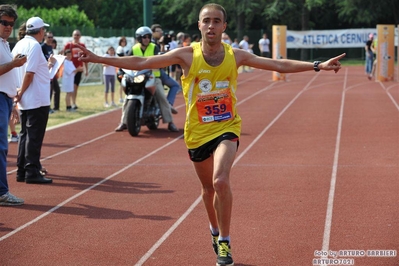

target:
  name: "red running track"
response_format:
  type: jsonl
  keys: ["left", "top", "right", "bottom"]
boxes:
{"left": 1, "top": 66, "right": 398, "bottom": 266}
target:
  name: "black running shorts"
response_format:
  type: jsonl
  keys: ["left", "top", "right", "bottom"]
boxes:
{"left": 188, "top": 132, "right": 239, "bottom": 162}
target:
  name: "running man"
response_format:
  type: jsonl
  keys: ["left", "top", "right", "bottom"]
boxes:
{"left": 77, "top": 3, "right": 344, "bottom": 265}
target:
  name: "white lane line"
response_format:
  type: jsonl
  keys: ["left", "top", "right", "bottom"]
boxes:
{"left": 0, "top": 136, "right": 183, "bottom": 242}
{"left": 379, "top": 81, "right": 399, "bottom": 112}
{"left": 321, "top": 68, "right": 348, "bottom": 253}
{"left": 134, "top": 74, "right": 319, "bottom": 266}
{"left": 7, "top": 131, "right": 116, "bottom": 175}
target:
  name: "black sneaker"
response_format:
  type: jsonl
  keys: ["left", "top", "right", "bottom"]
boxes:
{"left": 216, "top": 240, "right": 234, "bottom": 266}
{"left": 168, "top": 122, "right": 178, "bottom": 132}
{"left": 211, "top": 232, "right": 219, "bottom": 255}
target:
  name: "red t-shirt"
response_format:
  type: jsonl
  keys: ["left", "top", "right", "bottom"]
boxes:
{"left": 64, "top": 42, "right": 86, "bottom": 68}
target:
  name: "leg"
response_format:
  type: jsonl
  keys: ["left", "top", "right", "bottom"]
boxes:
{"left": 193, "top": 139, "right": 236, "bottom": 238}
{"left": 66, "top": 92, "right": 71, "bottom": 107}
{"left": 110, "top": 75, "right": 116, "bottom": 105}
{"left": 52, "top": 77, "right": 60, "bottom": 110}
{"left": 0, "top": 95, "right": 12, "bottom": 195}
{"left": 160, "top": 69, "right": 181, "bottom": 106}
{"left": 24, "top": 107, "right": 49, "bottom": 178}
{"left": 193, "top": 157, "right": 218, "bottom": 230}
{"left": 369, "top": 58, "right": 377, "bottom": 80}
{"left": 72, "top": 83, "right": 78, "bottom": 106}
{"left": 153, "top": 78, "right": 173, "bottom": 124}
{"left": 72, "top": 72, "right": 82, "bottom": 108}
{"left": 0, "top": 95, "right": 23, "bottom": 204}
{"left": 211, "top": 140, "right": 236, "bottom": 238}
{"left": 16, "top": 109, "right": 27, "bottom": 179}
{"left": 115, "top": 97, "right": 128, "bottom": 131}
{"left": 193, "top": 140, "right": 236, "bottom": 265}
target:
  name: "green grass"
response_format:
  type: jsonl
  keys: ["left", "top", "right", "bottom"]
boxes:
{"left": 9, "top": 84, "right": 123, "bottom": 135}
{"left": 46, "top": 84, "right": 123, "bottom": 128}
{"left": 340, "top": 59, "right": 364, "bottom": 66}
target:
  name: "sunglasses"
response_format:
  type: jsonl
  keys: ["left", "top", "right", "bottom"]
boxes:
{"left": 0, "top": 20, "right": 14, "bottom": 27}
{"left": 142, "top": 35, "right": 151, "bottom": 39}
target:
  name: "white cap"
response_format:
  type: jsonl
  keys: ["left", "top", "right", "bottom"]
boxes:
{"left": 26, "top": 17, "right": 50, "bottom": 31}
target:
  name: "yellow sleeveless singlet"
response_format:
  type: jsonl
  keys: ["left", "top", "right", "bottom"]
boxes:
{"left": 181, "top": 42, "right": 241, "bottom": 149}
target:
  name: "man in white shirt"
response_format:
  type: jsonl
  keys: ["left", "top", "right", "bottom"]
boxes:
{"left": 239, "top": 35, "right": 251, "bottom": 72}
{"left": 259, "top": 33, "right": 270, "bottom": 58}
{"left": 12, "top": 16, "right": 55, "bottom": 184}
{"left": 0, "top": 4, "right": 26, "bottom": 205}
{"left": 239, "top": 35, "right": 249, "bottom": 51}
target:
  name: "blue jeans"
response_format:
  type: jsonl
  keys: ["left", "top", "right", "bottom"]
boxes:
{"left": 365, "top": 51, "right": 373, "bottom": 74}
{"left": 0, "top": 93, "right": 12, "bottom": 195}
{"left": 160, "top": 69, "right": 181, "bottom": 106}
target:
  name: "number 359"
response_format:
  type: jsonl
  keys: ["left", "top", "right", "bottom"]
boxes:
{"left": 204, "top": 104, "right": 227, "bottom": 115}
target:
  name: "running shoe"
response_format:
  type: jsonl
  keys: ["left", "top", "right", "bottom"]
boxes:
{"left": 9, "top": 134, "right": 19, "bottom": 143}
{"left": 0, "top": 192, "right": 24, "bottom": 206}
{"left": 216, "top": 240, "right": 234, "bottom": 266}
{"left": 211, "top": 231, "right": 219, "bottom": 255}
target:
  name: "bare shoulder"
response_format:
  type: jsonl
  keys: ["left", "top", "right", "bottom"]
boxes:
{"left": 169, "top": 46, "right": 193, "bottom": 58}
{"left": 168, "top": 46, "right": 193, "bottom": 68}
{"left": 232, "top": 48, "right": 254, "bottom": 65}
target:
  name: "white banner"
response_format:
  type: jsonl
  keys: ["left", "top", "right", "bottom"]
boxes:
{"left": 287, "top": 28, "right": 398, "bottom": 49}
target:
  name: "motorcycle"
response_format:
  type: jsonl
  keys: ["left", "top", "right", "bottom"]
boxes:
{"left": 121, "top": 69, "right": 162, "bottom": 136}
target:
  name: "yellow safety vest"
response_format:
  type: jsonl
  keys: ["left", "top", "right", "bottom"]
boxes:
{"left": 132, "top": 43, "right": 160, "bottom": 77}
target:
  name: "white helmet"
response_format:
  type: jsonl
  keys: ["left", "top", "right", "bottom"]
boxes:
{"left": 136, "top": 26, "right": 152, "bottom": 43}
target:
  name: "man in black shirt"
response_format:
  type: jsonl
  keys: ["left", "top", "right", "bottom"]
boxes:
{"left": 41, "top": 31, "right": 60, "bottom": 112}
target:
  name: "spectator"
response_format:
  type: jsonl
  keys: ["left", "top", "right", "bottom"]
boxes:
{"left": 17, "top": 21, "right": 26, "bottom": 40}
{"left": 151, "top": 24, "right": 180, "bottom": 112}
{"left": 62, "top": 49, "right": 83, "bottom": 112}
{"left": 239, "top": 35, "right": 250, "bottom": 72}
{"left": 258, "top": 33, "right": 270, "bottom": 58}
{"left": 221, "top": 32, "right": 232, "bottom": 45}
{"left": 0, "top": 4, "right": 26, "bottom": 205}
{"left": 365, "top": 33, "right": 374, "bottom": 77}
{"left": 231, "top": 38, "right": 239, "bottom": 48}
{"left": 191, "top": 34, "right": 200, "bottom": 45}
{"left": 368, "top": 34, "right": 378, "bottom": 80}
{"left": 102, "top": 46, "right": 117, "bottom": 107}
{"left": 116, "top": 36, "right": 129, "bottom": 103}
{"left": 42, "top": 31, "right": 60, "bottom": 112}
{"left": 182, "top": 33, "right": 191, "bottom": 47}
{"left": 167, "top": 31, "right": 180, "bottom": 82}
{"left": 12, "top": 16, "right": 56, "bottom": 184}
{"left": 63, "top": 29, "right": 88, "bottom": 110}
{"left": 7, "top": 19, "right": 26, "bottom": 144}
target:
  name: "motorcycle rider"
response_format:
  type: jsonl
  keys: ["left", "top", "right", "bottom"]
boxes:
{"left": 150, "top": 24, "right": 180, "bottom": 113}
{"left": 115, "top": 26, "right": 178, "bottom": 132}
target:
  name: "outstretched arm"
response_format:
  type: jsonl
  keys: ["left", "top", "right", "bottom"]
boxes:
{"left": 235, "top": 49, "right": 345, "bottom": 74}
{"left": 77, "top": 44, "right": 187, "bottom": 71}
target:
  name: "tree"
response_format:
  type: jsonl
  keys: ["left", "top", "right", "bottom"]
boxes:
{"left": 16, "top": 5, "right": 94, "bottom": 28}
{"left": 335, "top": 0, "right": 399, "bottom": 26}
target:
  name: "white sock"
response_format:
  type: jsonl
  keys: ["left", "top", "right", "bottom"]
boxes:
{"left": 210, "top": 224, "right": 219, "bottom": 236}
{"left": 219, "top": 235, "right": 230, "bottom": 242}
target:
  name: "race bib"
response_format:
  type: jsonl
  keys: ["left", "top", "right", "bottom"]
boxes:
{"left": 196, "top": 88, "right": 234, "bottom": 124}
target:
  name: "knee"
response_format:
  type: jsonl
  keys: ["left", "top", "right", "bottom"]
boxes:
{"left": 202, "top": 185, "right": 215, "bottom": 196}
{"left": 213, "top": 176, "right": 230, "bottom": 194}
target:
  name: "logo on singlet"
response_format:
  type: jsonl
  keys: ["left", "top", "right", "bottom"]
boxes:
{"left": 199, "top": 79, "right": 212, "bottom": 92}
{"left": 198, "top": 69, "right": 211, "bottom": 74}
